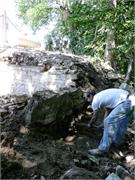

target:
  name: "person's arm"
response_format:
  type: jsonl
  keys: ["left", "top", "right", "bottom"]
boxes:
{"left": 93, "top": 108, "right": 111, "bottom": 129}
{"left": 104, "top": 108, "right": 111, "bottom": 119}
{"left": 88, "top": 110, "right": 98, "bottom": 126}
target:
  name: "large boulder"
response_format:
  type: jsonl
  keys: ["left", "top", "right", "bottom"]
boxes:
{"left": 31, "top": 90, "right": 84, "bottom": 126}
{"left": 0, "top": 48, "right": 122, "bottom": 136}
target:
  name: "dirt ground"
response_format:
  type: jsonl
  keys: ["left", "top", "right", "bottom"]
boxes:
{"left": 1, "top": 108, "right": 134, "bottom": 179}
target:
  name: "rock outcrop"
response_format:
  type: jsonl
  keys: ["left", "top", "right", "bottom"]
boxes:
{"left": 0, "top": 47, "right": 123, "bottom": 138}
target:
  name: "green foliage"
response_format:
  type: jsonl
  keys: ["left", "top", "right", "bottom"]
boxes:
{"left": 62, "top": 1, "right": 108, "bottom": 55}
{"left": 113, "top": 1, "right": 134, "bottom": 73}
{"left": 16, "top": 0, "right": 52, "bottom": 31}
{"left": 63, "top": 0, "right": 134, "bottom": 74}
{"left": 15, "top": 0, "right": 134, "bottom": 74}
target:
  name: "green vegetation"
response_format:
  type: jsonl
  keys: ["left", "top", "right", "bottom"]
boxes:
{"left": 15, "top": 0, "right": 134, "bottom": 75}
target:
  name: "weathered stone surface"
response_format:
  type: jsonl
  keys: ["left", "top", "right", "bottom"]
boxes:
{"left": 0, "top": 48, "right": 121, "bottom": 96}
{"left": 0, "top": 48, "right": 104, "bottom": 127}
{"left": 0, "top": 48, "right": 123, "bottom": 139}
{"left": 31, "top": 90, "right": 84, "bottom": 126}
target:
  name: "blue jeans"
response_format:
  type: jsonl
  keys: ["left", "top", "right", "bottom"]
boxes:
{"left": 98, "top": 100, "right": 132, "bottom": 152}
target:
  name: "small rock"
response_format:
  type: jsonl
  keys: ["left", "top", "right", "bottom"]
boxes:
{"left": 40, "top": 175, "right": 46, "bottom": 180}
{"left": 116, "top": 165, "right": 133, "bottom": 180}
{"left": 60, "top": 166, "right": 99, "bottom": 179}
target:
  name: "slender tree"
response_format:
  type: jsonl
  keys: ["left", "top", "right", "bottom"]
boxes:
{"left": 104, "top": 0, "right": 117, "bottom": 68}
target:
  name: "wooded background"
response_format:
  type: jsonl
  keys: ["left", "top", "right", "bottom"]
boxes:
{"left": 16, "top": 0, "right": 134, "bottom": 76}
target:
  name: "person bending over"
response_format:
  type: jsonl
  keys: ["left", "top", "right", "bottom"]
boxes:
{"left": 86, "top": 88, "right": 134, "bottom": 155}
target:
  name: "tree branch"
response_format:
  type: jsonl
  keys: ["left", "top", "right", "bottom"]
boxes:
{"left": 124, "top": 56, "right": 133, "bottom": 83}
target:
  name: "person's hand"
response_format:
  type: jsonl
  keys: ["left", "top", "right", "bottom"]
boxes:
{"left": 92, "top": 123, "right": 103, "bottom": 129}
{"left": 87, "top": 105, "right": 91, "bottom": 110}
{"left": 87, "top": 120, "right": 94, "bottom": 127}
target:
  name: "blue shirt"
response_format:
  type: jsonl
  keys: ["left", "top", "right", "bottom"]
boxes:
{"left": 92, "top": 88, "right": 129, "bottom": 111}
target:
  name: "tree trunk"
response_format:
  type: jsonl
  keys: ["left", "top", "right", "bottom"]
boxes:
{"left": 124, "top": 58, "right": 133, "bottom": 84}
{"left": 119, "top": 55, "right": 133, "bottom": 90}
{"left": 104, "top": 0, "right": 117, "bottom": 68}
{"left": 104, "top": 29, "right": 116, "bottom": 68}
